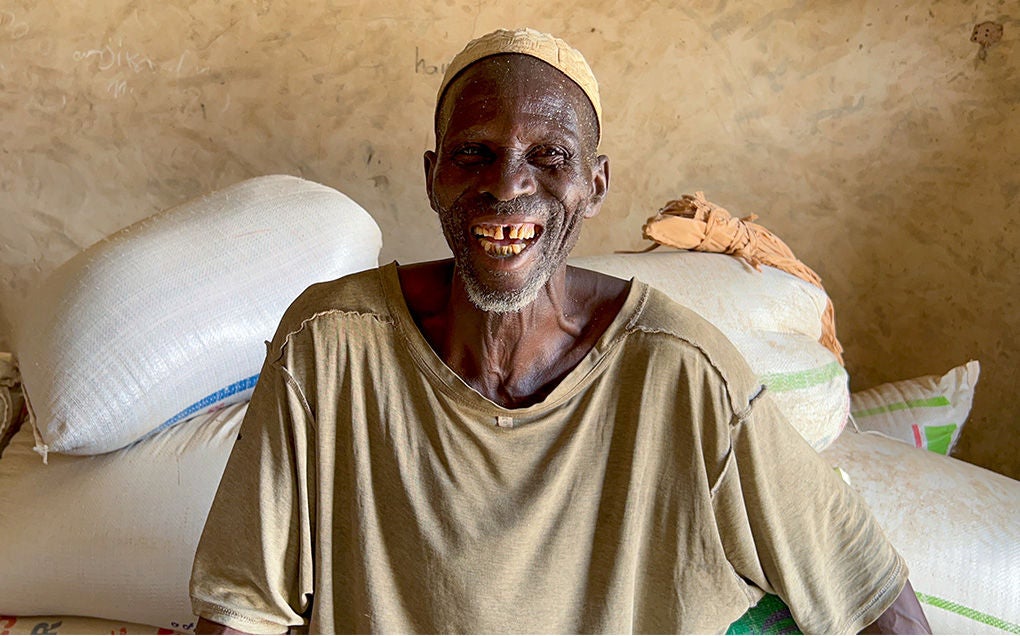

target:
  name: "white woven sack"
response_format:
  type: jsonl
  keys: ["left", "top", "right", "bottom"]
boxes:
{"left": 0, "top": 402, "right": 247, "bottom": 631}
{"left": 14, "top": 175, "right": 381, "bottom": 456}
{"left": 850, "top": 360, "right": 980, "bottom": 455}
{"left": 570, "top": 251, "right": 848, "bottom": 449}
{"left": 822, "top": 430, "right": 1020, "bottom": 634}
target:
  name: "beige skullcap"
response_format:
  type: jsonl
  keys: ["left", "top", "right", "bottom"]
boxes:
{"left": 437, "top": 27, "right": 602, "bottom": 143}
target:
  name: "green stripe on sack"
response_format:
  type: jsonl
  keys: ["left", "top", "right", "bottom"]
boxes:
{"left": 923, "top": 423, "right": 957, "bottom": 455}
{"left": 852, "top": 396, "right": 951, "bottom": 418}
{"left": 760, "top": 362, "right": 845, "bottom": 393}
{"left": 916, "top": 591, "right": 1020, "bottom": 633}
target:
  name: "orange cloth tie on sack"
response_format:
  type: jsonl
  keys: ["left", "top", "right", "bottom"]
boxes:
{"left": 638, "top": 192, "right": 844, "bottom": 364}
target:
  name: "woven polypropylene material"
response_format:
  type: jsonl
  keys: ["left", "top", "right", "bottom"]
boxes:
{"left": 570, "top": 251, "right": 848, "bottom": 450}
{"left": 14, "top": 175, "right": 382, "bottom": 456}
{"left": 850, "top": 360, "right": 979, "bottom": 456}
{"left": 0, "top": 403, "right": 248, "bottom": 629}
{"left": 822, "top": 430, "right": 1020, "bottom": 634}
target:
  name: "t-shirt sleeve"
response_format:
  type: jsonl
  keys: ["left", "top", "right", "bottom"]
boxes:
{"left": 189, "top": 349, "right": 317, "bottom": 634}
{"left": 712, "top": 388, "right": 908, "bottom": 635}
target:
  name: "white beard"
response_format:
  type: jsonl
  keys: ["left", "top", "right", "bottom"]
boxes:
{"left": 459, "top": 267, "right": 547, "bottom": 313}
{"left": 435, "top": 192, "right": 587, "bottom": 314}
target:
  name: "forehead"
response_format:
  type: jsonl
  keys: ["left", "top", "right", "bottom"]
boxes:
{"left": 437, "top": 55, "right": 589, "bottom": 143}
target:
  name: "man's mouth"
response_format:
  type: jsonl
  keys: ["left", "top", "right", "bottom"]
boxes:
{"left": 471, "top": 222, "right": 541, "bottom": 257}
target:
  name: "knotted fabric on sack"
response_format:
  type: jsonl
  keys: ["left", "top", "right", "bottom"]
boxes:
{"left": 638, "top": 192, "right": 843, "bottom": 364}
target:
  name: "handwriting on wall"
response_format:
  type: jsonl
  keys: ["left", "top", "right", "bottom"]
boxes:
{"left": 415, "top": 47, "right": 449, "bottom": 77}
{"left": 73, "top": 43, "right": 157, "bottom": 73}
{"left": 72, "top": 40, "right": 210, "bottom": 99}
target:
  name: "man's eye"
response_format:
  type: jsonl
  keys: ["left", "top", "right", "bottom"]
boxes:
{"left": 529, "top": 146, "right": 569, "bottom": 167}
{"left": 452, "top": 145, "right": 491, "bottom": 165}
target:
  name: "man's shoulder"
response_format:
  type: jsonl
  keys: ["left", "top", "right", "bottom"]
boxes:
{"left": 290, "top": 266, "right": 392, "bottom": 317}
{"left": 626, "top": 284, "right": 735, "bottom": 352}
{"left": 269, "top": 266, "right": 396, "bottom": 351}
{"left": 624, "top": 283, "right": 762, "bottom": 408}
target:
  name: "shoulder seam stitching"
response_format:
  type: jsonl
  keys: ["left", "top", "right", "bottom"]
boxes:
{"left": 625, "top": 323, "right": 762, "bottom": 419}
{"left": 272, "top": 308, "right": 395, "bottom": 362}
{"left": 273, "top": 361, "right": 316, "bottom": 429}
{"left": 709, "top": 386, "right": 768, "bottom": 498}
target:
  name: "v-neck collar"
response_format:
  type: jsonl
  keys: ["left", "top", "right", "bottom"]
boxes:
{"left": 379, "top": 261, "right": 650, "bottom": 420}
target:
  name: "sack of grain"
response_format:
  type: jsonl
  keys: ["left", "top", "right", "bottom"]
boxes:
{"left": 15, "top": 175, "right": 381, "bottom": 456}
{"left": 571, "top": 251, "right": 848, "bottom": 449}
{"left": 0, "top": 403, "right": 248, "bottom": 629}
{"left": 822, "top": 429, "right": 1020, "bottom": 634}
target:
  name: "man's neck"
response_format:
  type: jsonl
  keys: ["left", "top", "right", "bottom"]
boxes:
{"left": 398, "top": 260, "right": 629, "bottom": 409}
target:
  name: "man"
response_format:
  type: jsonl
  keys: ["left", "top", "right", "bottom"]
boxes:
{"left": 190, "top": 28, "right": 930, "bottom": 634}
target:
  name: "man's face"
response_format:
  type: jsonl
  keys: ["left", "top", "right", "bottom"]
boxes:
{"left": 425, "top": 55, "right": 608, "bottom": 312}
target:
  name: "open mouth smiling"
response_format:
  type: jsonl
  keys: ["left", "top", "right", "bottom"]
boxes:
{"left": 471, "top": 222, "right": 542, "bottom": 257}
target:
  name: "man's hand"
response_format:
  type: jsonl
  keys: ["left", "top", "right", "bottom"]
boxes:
{"left": 860, "top": 580, "right": 931, "bottom": 634}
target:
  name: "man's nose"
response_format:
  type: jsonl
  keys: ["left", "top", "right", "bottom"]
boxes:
{"left": 480, "top": 153, "right": 537, "bottom": 202}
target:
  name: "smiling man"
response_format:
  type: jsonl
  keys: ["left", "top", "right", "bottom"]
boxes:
{"left": 190, "top": 28, "right": 930, "bottom": 634}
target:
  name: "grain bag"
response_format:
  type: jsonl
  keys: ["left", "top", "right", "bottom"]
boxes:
{"left": 850, "top": 360, "right": 979, "bottom": 455}
{"left": 571, "top": 251, "right": 847, "bottom": 449}
{"left": 15, "top": 175, "right": 381, "bottom": 456}
{"left": 0, "top": 402, "right": 248, "bottom": 630}
{"left": 822, "top": 430, "right": 1020, "bottom": 634}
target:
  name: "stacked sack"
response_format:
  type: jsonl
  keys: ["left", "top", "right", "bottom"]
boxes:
{"left": 16, "top": 174, "right": 381, "bottom": 458}
{"left": 571, "top": 250, "right": 848, "bottom": 450}
{"left": 573, "top": 251, "right": 1020, "bottom": 634}
{"left": 822, "top": 430, "right": 1019, "bottom": 634}
{"left": 0, "top": 175, "right": 381, "bottom": 629}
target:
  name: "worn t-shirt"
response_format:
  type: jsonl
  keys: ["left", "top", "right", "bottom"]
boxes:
{"left": 190, "top": 263, "right": 907, "bottom": 634}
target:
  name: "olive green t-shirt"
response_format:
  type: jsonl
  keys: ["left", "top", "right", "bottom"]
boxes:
{"left": 190, "top": 263, "right": 906, "bottom": 634}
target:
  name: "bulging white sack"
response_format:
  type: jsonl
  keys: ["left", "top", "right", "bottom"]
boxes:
{"left": 850, "top": 360, "right": 980, "bottom": 455}
{"left": 571, "top": 251, "right": 848, "bottom": 449}
{"left": 0, "top": 402, "right": 248, "bottom": 630}
{"left": 822, "top": 430, "right": 1020, "bottom": 634}
{"left": 15, "top": 175, "right": 382, "bottom": 456}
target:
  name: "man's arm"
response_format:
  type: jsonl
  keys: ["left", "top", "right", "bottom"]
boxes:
{"left": 189, "top": 354, "right": 315, "bottom": 633}
{"left": 861, "top": 580, "right": 932, "bottom": 634}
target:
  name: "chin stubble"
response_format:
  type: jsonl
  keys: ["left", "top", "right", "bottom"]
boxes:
{"left": 437, "top": 194, "right": 572, "bottom": 313}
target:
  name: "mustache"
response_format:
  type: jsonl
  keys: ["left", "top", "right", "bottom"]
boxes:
{"left": 449, "top": 193, "right": 564, "bottom": 218}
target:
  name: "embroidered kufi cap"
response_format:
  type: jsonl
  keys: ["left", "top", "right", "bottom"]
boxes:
{"left": 436, "top": 27, "right": 602, "bottom": 144}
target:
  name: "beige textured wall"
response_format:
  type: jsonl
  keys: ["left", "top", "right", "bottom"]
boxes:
{"left": 1, "top": 1, "right": 1017, "bottom": 478}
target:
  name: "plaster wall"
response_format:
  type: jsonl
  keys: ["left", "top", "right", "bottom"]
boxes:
{"left": 1, "top": 0, "right": 1017, "bottom": 477}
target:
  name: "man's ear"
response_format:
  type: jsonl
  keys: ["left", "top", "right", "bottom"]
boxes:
{"left": 424, "top": 150, "right": 438, "bottom": 212}
{"left": 584, "top": 154, "right": 610, "bottom": 219}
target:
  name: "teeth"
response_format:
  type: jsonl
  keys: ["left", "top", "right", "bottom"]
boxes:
{"left": 473, "top": 223, "right": 538, "bottom": 257}
{"left": 472, "top": 223, "right": 538, "bottom": 240}
{"left": 478, "top": 238, "right": 526, "bottom": 257}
